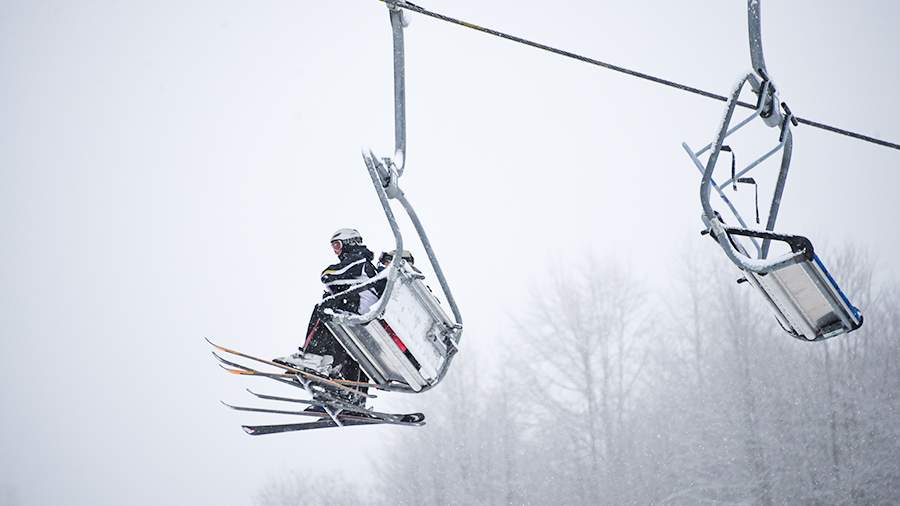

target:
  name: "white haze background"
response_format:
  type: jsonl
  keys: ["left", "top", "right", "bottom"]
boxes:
{"left": 2, "top": 1, "right": 899, "bottom": 504}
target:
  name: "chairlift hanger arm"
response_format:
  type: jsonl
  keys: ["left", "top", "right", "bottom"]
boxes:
{"left": 328, "top": 3, "right": 463, "bottom": 336}
{"left": 388, "top": 3, "right": 408, "bottom": 174}
{"left": 378, "top": 0, "right": 900, "bottom": 152}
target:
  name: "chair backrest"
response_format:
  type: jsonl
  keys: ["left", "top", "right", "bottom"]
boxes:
{"left": 324, "top": 261, "right": 461, "bottom": 392}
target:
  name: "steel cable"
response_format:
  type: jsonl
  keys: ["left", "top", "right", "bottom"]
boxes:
{"left": 383, "top": 0, "right": 900, "bottom": 152}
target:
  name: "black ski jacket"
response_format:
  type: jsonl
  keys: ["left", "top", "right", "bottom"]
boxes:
{"left": 319, "top": 245, "right": 385, "bottom": 313}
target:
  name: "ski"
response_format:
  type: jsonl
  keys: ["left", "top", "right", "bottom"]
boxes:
{"left": 207, "top": 338, "right": 356, "bottom": 387}
{"left": 219, "top": 362, "right": 373, "bottom": 388}
{"left": 241, "top": 412, "right": 426, "bottom": 435}
{"left": 214, "top": 354, "right": 385, "bottom": 418}
{"left": 208, "top": 338, "right": 427, "bottom": 432}
{"left": 218, "top": 365, "right": 301, "bottom": 379}
{"left": 221, "top": 401, "right": 332, "bottom": 419}
{"left": 207, "top": 340, "right": 375, "bottom": 397}
{"left": 211, "top": 351, "right": 352, "bottom": 407}
{"left": 220, "top": 402, "right": 425, "bottom": 426}
{"left": 242, "top": 418, "right": 386, "bottom": 435}
{"left": 210, "top": 351, "right": 375, "bottom": 401}
{"left": 245, "top": 389, "right": 409, "bottom": 422}
{"left": 245, "top": 389, "right": 323, "bottom": 408}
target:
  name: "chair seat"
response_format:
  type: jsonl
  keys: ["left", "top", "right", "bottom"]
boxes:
{"left": 747, "top": 254, "right": 862, "bottom": 341}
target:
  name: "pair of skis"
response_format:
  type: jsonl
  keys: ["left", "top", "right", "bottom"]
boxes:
{"left": 207, "top": 338, "right": 425, "bottom": 434}
{"left": 236, "top": 401, "right": 425, "bottom": 434}
{"left": 243, "top": 414, "right": 424, "bottom": 435}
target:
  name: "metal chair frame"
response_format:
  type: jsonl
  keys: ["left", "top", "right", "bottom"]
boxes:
{"left": 680, "top": 0, "right": 862, "bottom": 341}
{"left": 321, "top": 2, "right": 463, "bottom": 390}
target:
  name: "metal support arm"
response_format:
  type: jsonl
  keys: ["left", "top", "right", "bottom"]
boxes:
{"left": 388, "top": 2, "right": 408, "bottom": 175}
{"left": 747, "top": 0, "right": 783, "bottom": 127}
{"left": 700, "top": 74, "right": 806, "bottom": 274}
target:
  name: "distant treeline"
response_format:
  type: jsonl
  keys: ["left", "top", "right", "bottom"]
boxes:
{"left": 258, "top": 246, "right": 900, "bottom": 505}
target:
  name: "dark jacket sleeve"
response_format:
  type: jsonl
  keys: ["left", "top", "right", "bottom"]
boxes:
{"left": 320, "top": 258, "right": 369, "bottom": 293}
{"left": 319, "top": 251, "right": 383, "bottom": 312}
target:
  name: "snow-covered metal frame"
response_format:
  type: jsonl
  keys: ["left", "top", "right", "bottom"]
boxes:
{"left": 320, "top": 1, "right": 463, "bottom": 392}
{"left": 325, "top": 261, "right": 459, "bottom": 392}
{"left": 680, "top": 0, "right": 862, "bottom": 341}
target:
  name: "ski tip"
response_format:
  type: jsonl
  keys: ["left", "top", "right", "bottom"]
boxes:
{"left": 241, "top": 426, "right": 259, "bottom": 435}
{"left": 393, "top": 413, "right": 426, "bottom": 425}
{"left": 220, "top": 400, "right": 237, "bottom": 410}
{"left": 218, "top": 365, "right": 249, "bottom": 375}
{"left": 205, "top": 337, "right": 230, "bottom": 352}
{"left": 216, "top": 363, "right": 240, "bottom": 374}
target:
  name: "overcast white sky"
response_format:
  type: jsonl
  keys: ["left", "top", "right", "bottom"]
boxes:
{"left": 2, "top": 1, "right": 899, "bottom": 504}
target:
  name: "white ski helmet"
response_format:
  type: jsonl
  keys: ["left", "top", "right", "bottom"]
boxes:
{"left": 330, "top": 228, "right": 362, "bottom": 245}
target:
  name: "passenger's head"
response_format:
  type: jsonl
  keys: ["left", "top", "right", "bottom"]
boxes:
{"left": 330, "top": 228, "right": 362, "bottom": 256}
{"left": 378, "top": 249, "right": 415, "bottom": 267}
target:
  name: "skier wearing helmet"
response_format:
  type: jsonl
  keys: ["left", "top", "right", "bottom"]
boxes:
{"left": 377, "top": 249, "right": 414, "bottom": 269}
{"left": 321, "top": 228, "right": 385, "bottom": 315}
{"left": 377, "top": 249, "right": 422, "bottom": 275}
{"left": 275, "top": 228, "right": 383, "bottom": 386}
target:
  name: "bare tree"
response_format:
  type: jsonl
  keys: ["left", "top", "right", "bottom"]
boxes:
{"left": 255, "top": 245, "right": 900, "bottom": 505}
{"left": 647, "top": 244, "right": 900, "bottom": 505}
{"left": 255, "top": 471, "right": 364, "bottom": 506}
{"left": 368, "top": 357, "right": 499, "bottom": 506}
{"left": 513, "top": 256, "right": 648, "bottom": 504}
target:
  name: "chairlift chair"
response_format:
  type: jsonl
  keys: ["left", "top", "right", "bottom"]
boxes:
{"left": 680, "top": 0, "right": 862, "bottom": 341}
{"left": 322, "top": 2, "right": 463, "bottom": 391}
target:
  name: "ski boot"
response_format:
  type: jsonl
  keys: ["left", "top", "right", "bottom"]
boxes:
{"left": 273, "top": 351, "right": 334, "bottom": 376}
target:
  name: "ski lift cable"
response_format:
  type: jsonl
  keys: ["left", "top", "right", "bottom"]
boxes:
{"left": 381, "top": 0, "right": 900, "bottom": 152}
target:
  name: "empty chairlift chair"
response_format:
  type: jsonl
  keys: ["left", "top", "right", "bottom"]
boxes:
{"left": 681, "top": 1, "right": 861, "bottom": 341}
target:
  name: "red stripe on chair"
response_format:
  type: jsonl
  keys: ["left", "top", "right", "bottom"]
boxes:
{"left": 379, "top": 320, "right": 407, "bottom": 352}
{"left": 303, "top": 319, "right": 321, "bottom": 351}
